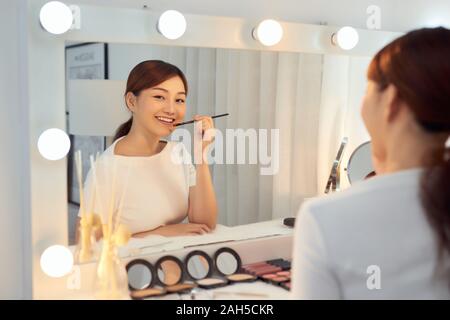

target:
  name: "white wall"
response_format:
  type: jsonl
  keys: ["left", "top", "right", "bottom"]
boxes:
{"left": 75, "top": 0, "right": 450, "bottom": 32}
{"left": 0, "top": 0, "right": 32, "bottom": 299}
{"left": 317, "top": 55, "right": 372, "bottom": 191}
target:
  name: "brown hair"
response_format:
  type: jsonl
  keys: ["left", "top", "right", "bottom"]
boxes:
{"left": 113, "top": 60, "right": 188, "bottom": 142}
{"left": 368, "top": 27, "right": 450, "bottom": 271}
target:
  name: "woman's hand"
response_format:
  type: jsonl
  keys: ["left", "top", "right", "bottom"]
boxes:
{"left": 193, "top": 115, "right": 215, "bottom": 151}
{"left": 132, "top": 223, "right": 211, "bottom": 238}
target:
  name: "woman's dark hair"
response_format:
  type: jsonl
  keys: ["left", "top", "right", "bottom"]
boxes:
{"left": 113, "top": 60, "right": 188, "bottom": 142}
{"left": 368, "top": 27, "right": 450, "bottom": 273}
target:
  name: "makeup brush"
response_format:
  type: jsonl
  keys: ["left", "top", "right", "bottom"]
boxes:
{"left": 175, "top": 113, "right": 229, "bottom": 126}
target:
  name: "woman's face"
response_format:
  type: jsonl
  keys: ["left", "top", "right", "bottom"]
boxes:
{"left": 127, "top": 76, "right": 187, "bottom": 137}
{"left": 361, "top": 80, "right": 390, "bottom": 173}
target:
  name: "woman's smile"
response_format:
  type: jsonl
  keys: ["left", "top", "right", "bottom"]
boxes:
{"left": 155, "top": 115, "right": 176, "bottom": 126}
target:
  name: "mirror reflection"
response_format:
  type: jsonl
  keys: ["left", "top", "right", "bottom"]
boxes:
{"left": 127, "top": 262, "right": 152, "bottom": 290}
{"left": 66, "top": 41, "right": 371, "bottom": 250}
{"left": 186, "top": 252, "right": 211, "bottom": 280}
{"left": 347, "top": 141, "right": 375, "bottom": 184}
{"left": 157, "top": 259, "right": 183, "bottom": 286}
{"left": 216, "top": 252, "right": 239, "bottom": 275}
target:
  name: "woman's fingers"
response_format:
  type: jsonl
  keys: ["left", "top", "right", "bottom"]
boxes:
{"left": 194, "top": 115, "right": 215, "bottom": 129}
{"left": 194, "top": 115, "right": 216, "bottom": 145}
{"left": 200, "top": 224, "right": 211, "bottom": 233}
{"left": 193, "top": 223, "right": 211, "bottom": 233}
{"left": 188, "top": 223, "right": 211, "bottom": 234}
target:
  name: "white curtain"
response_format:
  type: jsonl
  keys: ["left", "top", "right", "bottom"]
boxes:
{"left": 107, "top": 43, "right": 369, "bottom": 226}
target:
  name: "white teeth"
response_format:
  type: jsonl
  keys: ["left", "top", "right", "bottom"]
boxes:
{"left": 156, "top": 116, "right": 174, "bottom": 124}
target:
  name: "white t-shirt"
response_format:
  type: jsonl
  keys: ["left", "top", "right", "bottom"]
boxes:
{"left": 291, "top": 168, "right": 450, "bottom": 299}
{"left": 78, "top": 137, "right": 196, "bottom": 234}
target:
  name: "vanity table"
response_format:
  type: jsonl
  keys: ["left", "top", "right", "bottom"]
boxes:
{"left": 60, "top": 219, "right": 293, "bottom": 300}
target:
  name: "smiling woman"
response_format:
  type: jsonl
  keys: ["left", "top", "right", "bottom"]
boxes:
{"left": 75, "top": 60, "right": 218, "bottom": 240}
{"left": 114, "top": 60, "right": 189, "bottom": 141}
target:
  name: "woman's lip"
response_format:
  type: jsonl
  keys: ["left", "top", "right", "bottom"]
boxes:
{"left": 155, "top": 116, "right": 175, "bottom": 126}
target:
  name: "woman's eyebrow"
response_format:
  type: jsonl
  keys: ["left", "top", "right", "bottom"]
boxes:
{"left": 152, "top": 87, "right": 186, "bottom": 95}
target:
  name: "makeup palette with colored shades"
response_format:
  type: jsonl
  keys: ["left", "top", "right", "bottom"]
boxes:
{"left": 241, "top": 259, "right": 292, "bottom": 290}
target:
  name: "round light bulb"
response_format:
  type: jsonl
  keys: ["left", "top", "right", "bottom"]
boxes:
{"left": 39, "top": 1, "right": 73, "bottom": 35}
{"left": 253, "top": 19, "right": 283, "bottom": 46}
{"left": 334, "top": 26, "right": 359, "bottom": 50}
{"left": 157, "top": 10, "right": 187, "bottom": 40}
{"left": 40, "top": 245, "right": 74, "bottom": 278}
{"left": 38, "top": 128, "right": 71, "bottom": 161}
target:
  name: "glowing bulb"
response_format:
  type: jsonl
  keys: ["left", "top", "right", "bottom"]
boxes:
{"left": 332, "top": 26, "right": 359, "bottom": 50}
{"left": 157, "top": 10, "right": 187, "bottom": 40}
{"left": 40, "top": 245, "right": 74, "bottom": 278}
{"left": 38, "top": 128, "right": 71, "bottom": 160}
{"left": 253, "top": 19, "right": 284, "bottom": 46}
{"left": 39, "top": 1, "right": 73, "bottom": 35}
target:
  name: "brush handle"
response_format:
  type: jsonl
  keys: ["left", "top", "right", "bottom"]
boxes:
{"left": 175, "top": 113, "right": 229, "bottom": 126}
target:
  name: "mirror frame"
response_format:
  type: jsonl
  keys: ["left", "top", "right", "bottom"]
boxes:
{"left": 184, "top": 250, "right": 214, "bottom": 280}
{"left": 26, "top": 0, "right": 402, "bottom": 298}
{"left": 346, "top": 140, "right": 373, "bottom": 184}
{"left": 125, "top": 258, "right": 156, "bottom": 291}
{"left": 155, "top": 255, "right": 185, "bottom": 286}
{"left": 213, "top": 247, "right": 242, "bottom": 276}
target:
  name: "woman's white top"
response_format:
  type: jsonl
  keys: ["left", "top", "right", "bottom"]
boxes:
{"left": 78, "top": 137, "right": 196, "bottom": 234}
{"left": 291, "top": 168, "right": 450, "bottom": 299}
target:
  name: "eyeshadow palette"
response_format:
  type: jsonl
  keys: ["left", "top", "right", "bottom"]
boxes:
{"left": 242, "top": 259, "right": 292, "bottom": 291}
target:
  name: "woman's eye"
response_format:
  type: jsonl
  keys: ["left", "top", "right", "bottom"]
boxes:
{"left": 154, "top": 95, "right": 165, "bottom": 101}
{"left": 176, "top": 99, "right": 185, "bottom": 104}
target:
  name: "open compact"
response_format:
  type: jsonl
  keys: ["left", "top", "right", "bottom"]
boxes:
{"left": 126, "top": 259, "right": 166, "bottom": 299}
{"left": 184, "top": 250, "right": 229, "bottom": 289}
{"left": 155, "top": 255, "right": 197, "bottom": 294}
{"left": 214, "top": 247, "right": 256, "bottom": 284}
{"left": 125, "top": 247, "right": 262, "bottom": 298}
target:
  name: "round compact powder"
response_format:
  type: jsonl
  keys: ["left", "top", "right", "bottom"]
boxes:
{"left": 197, "top": 278, "right": 227, "bottom": 288}
{"left": 130, "top": 288, "right": 165, "bottom": 299}
{"left": 227, "top": 273, "right": 256, "bottom": 282}
{"left": 166, "top": 283, "right": 196, "bottom": 293}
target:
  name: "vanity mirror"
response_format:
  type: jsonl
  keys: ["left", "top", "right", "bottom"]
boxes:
{"left": 26, "top": 1, "right": 401, "bottom": 298}
{"left": 66, "top": 39, "right": 376, "bottom": 250}
{"left": 346, "top": 141, "right": 375, "bottom": 184}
